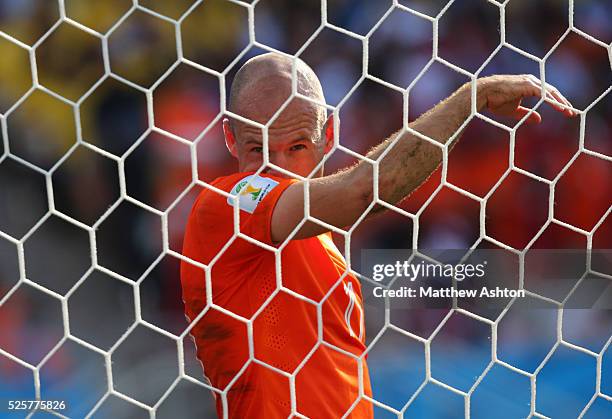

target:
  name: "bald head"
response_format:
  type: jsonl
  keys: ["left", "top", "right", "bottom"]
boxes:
{"left": 228, "top": 53, "right": 326, "bottom": 129}
{"left": 223, "top": 53, "right": 333, "bottom": 178}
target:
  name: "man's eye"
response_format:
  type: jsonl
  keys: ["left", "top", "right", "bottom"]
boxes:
{"left": 251, "top": 147, "right": 263, "bottom": 153}
{"left": 290, "top": 144, "right": 307, "bottom": 151}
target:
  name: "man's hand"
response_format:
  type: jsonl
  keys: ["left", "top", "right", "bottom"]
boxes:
{"left": 477, "top": 74, "right": 577, "bottom": 124}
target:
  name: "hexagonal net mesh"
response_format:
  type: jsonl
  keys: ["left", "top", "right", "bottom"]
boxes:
{"left": 0, "top": 0, "right": 610, "bottom": 418}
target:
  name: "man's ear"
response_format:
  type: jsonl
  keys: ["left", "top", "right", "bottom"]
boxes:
{"left": 223, "top": 118, "right": 238, "bottom": 158}
{"left": 323, "top": 114, "right": 335, "bottom": 154}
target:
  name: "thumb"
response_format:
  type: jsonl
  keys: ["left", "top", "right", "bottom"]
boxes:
{"left": 514, "top": 106, "right": 542, "bottom": 124}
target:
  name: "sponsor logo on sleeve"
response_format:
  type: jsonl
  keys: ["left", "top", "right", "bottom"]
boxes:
{"left": 227, "top": 175, "right": 279, "bottom": 214}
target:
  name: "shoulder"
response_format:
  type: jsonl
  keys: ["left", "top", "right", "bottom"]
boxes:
{"left": 187, "top": 172, "right": 298, "bottom": 249}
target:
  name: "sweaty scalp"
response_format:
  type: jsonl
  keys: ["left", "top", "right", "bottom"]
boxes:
{"left": 228, "top": 53, "right": 326, "bottom": 128}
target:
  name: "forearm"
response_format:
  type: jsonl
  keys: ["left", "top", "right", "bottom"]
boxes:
{"left": 295, "top": 83, "right": 475, "bottom": 232}
{"left": 349, "top": 81, "right": 476, "bottom": 209}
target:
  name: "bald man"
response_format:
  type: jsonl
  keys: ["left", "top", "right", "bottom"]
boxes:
{"left": 180, "top": 53, "right": 575, "bottom": 418}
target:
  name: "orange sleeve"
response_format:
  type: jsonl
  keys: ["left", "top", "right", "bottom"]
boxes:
{"left": 195, "top": 173, "right": 297, "bottom": 255}
{"left": 236, "top": 177, "right": 297, "bottom": 247}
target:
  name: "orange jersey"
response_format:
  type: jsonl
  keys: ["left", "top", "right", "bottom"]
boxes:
{"left": 181, "top": 172, "right": 373, "bottom": 418}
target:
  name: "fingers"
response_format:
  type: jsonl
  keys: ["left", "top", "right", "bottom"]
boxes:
{"left": 525, "top": 75, "right": 577, "bottom": 117}
{"left": 543, "top": 83, "right": 575, "bottom": 116}
{"left": 482, "top": 74, "right": 577, "bottom": 123}
{"left": 514, "top": 106, "right": 542, "bottom": 124}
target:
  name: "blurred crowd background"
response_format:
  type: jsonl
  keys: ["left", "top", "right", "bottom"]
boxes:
{"left": 0, "top": 0, "right": 610, "bottom": 417}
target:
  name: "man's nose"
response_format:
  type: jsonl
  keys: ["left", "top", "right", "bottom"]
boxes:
{"left": 262, "top": 153, "right": 288, "bottom": 177}
{"left": 268, "top": 152, "right": 288, "bottom": 170}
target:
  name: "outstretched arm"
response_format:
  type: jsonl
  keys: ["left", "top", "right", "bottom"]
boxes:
{"left": 271, "top": 75, "right": 575, "bottom": 243}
